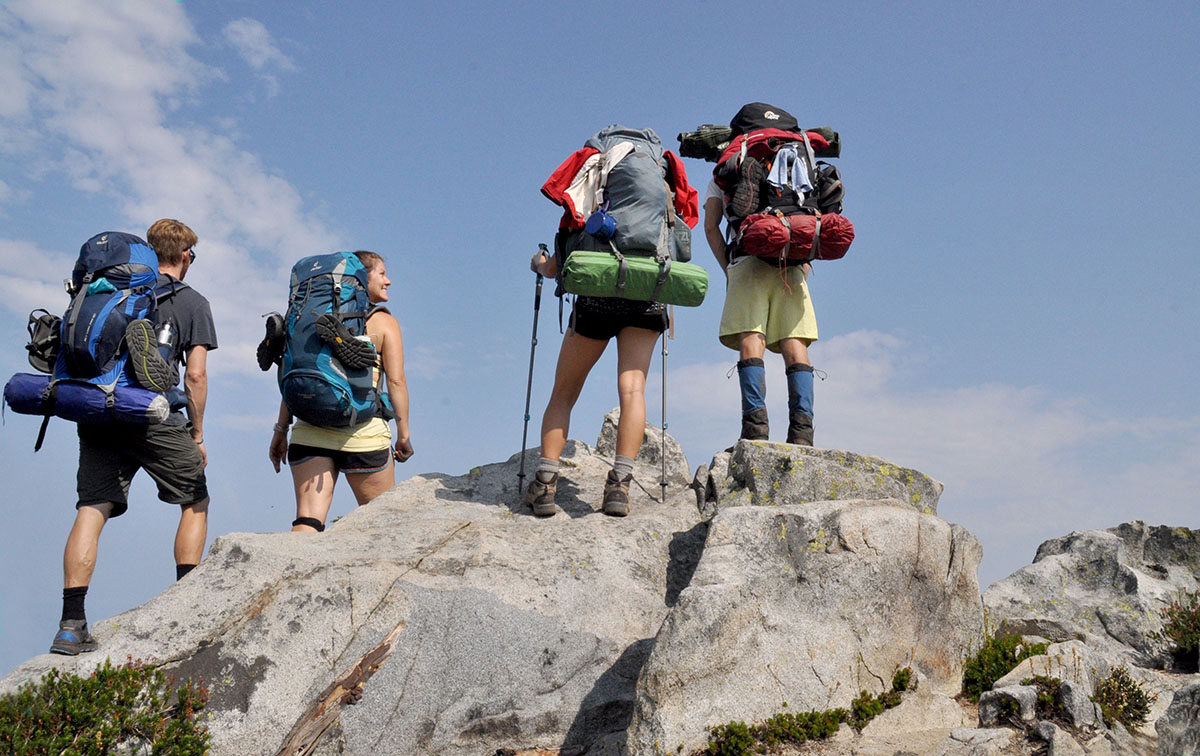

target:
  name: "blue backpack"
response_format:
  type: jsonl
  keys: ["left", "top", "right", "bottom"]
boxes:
{"left": 279, "top": 252, "right": 388, "bottom": 427}
{"left": 3, "top": 232, "right": 172, "bottom": 450}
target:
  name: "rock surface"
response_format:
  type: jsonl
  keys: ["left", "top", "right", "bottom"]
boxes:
{"left": 984, "top": 522, "right": 1200, "bottom": 664}
{"left": 1156, "top": 680, "right": 1200, "bottom": 756}
{"left": 627, "top": 495, "right": 983, "bottom": 755}
{"left": 2, "top": 418, "right": 1197, "bottom": 756}
{"left": 693, "top": 440, "right": 944, "bottom": 517}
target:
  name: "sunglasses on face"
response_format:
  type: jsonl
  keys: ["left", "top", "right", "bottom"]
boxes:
{"left": 188, "top": 248, "right": 196, "bottom": 264}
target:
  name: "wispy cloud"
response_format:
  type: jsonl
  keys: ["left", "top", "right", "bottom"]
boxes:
{"left": 222, "top": 17, "right": 296, "bottom": 97}
{"left": 0, "top": 0, "right": 337, "bottom": 376}
{"left": 664, "top": 330, "right": 1200, "bottom": 584}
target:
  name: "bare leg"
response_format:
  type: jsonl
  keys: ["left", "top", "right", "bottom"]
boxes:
{"left": 779, "top": 337, "right": 813, "bottom": 367}
{"left": 63, "top": 506, "right": 109, "bottom": 589}
{"left": 174, "top": 498, "right": 209, "bottom": 565}
{"left": 346, "top": 456, "right": 395, "bottom": 506}
{"left": 291, "top": 456, "right": 339, "bottom": 531}
{"left": 738, "top": 331, "right": 766, "bottom": 361}
{"left": 613, "top": 327, "right": 660, "bottom": 459}
{"left": 538, "top": 329, "right": 609, "bottom": 461}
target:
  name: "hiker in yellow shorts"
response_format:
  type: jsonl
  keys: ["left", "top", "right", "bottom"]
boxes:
{"left": 704, "top": 106, "right": 817, "bottom": 445}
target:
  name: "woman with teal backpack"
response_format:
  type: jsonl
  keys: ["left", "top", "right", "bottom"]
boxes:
{"left": 265, "top": 250, "right": 413, "bottom": 532}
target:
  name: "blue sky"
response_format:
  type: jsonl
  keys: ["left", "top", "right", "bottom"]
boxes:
{"left": 1, "top": 0, "right": 1197, "bottom": 674}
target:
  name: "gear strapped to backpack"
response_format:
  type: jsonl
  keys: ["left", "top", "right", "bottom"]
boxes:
{"left": 685, "top": 103, "right": 854, "bottom": 265}
{"left": 276, "top": 252, "right": 392, "bottom": 428}
{"left": 542, "top": 125, "right": 707, "bottom": 307}
{"left": 3, "top": 232, "right": 179, "bottom": 450}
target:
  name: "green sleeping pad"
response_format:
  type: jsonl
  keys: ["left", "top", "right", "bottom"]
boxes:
{"left": 561, "top": 250, "right": 708, "bottom": 307}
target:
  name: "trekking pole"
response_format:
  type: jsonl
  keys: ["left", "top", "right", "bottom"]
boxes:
{"left": 660, "top": 307, "right": 671, "bottom": 500}
{"left": 518, "top": 243, "right": 548, "bottom": 493}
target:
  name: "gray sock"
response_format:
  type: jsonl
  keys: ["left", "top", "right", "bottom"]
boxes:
{"left": 537, "top": 457, "right": 560, "bottom": 478}
{"left": 613, "top": 455, "right": 634, "bottom": 480}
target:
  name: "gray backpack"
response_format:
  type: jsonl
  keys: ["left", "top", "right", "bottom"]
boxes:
{"left": 555, "top": 125, "right": 691, "bottom": 265}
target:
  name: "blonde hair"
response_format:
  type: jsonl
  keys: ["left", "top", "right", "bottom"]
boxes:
{"left": 146, "top": 219, "right": 197, "bottom": 266}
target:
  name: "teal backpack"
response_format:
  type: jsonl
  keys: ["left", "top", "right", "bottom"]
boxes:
{"left": 278, "top": 252, "right": 390, "bottom": 427}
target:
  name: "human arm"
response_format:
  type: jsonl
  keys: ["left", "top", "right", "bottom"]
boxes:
{"left": 370, "top": 312, "right": 413, "bottom": 462}
{"left": 183, "top": 345, "right": 208, "bottom": 466}
{"left": 269, "top": 400, "right": 292, "bottom": 473}
{"left": 530, "top": 249, "right": 557, "bottom": 278}
{"left": 704, "top": 196, "right": 728, "bottom": 272}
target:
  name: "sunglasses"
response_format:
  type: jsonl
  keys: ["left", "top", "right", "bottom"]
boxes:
{"left": 187, "top": 247, "right": 196, "bottom": 264}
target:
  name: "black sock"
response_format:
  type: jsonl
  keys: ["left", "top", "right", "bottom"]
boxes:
{"left": 61, "top": 586, "right": 87, "bottom": 623}
{"left": 176, "top": 564, "right": 197, "bottom": 581}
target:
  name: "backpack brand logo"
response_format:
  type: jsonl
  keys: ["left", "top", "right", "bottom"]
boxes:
{"left": 310, "top": 261, "right": 322, "bottom": 271}
{"left": 764, "top": 111, "right": 780, "bottom": 120}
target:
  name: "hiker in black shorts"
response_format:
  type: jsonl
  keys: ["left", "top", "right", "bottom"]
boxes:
{"left": 51, "top": 218, "right": 217, "bottom": 656}
{"left": 267, "top": 251, "right": 413, "bottom": 532}
{"left": 523, "top": 249, "right": 665, "bottom": 517}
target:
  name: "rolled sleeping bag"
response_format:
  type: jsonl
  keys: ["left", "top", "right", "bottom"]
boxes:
{"left": 4, "top": 372, "right": 171, "bottom": 424}
{"left": 738, "top": 212, "right": 855, "bottom": 262}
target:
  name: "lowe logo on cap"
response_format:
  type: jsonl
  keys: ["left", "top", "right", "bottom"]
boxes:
{"left": 764, "top": 111, "right": 780, "bottom": 120}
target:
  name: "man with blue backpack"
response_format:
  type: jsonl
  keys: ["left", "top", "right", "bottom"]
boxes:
{"left": 51, "top": 218, "right": 217, "bottom": 655}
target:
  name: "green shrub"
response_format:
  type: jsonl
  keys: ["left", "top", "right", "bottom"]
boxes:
{"left": 705, "top": 720, "right": 755, "bottom": 756}
{"left": 0, "top": 657, "right": 210, "bottom": 755}
{"left": 701, "top": 673, "right": 912, "bottom": 754}
{"left": 1021, "top": 674, "right": 1063, "bottom": 721}
{"left": 961, "top": 631, "right": 1048, "bottom": 702}
{"left": 1150, "top": 590, "right": 1200, "bottom": 670}
{"left": 1092, "top": 666, "right": 1155, "bottom": 730}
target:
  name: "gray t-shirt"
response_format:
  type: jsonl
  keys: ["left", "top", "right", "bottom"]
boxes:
{"left": 154, "top": 274, "right": 218, "bottom": 424}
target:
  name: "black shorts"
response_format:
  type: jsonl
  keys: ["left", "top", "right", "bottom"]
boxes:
{"left": 570, "top": 296, "right": 668, "bottom": 341}
{"left": 77, "top": 422, "right": 208, "bottom": 517}
{"left": 287, "top": 443, "right": 391, "bottom": 473}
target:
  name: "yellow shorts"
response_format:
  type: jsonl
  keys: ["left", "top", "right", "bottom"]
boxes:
{"left": 718, "top": 257, "right": 818, "bottom": 352}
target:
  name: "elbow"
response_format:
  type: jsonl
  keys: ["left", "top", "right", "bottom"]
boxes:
{"left": 185, "top": 370, "right": 207, "bottom": 388}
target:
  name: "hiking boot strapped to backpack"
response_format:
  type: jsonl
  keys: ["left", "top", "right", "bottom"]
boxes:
{"left": 275, "top": 252, "right": 392, "bottom": 428}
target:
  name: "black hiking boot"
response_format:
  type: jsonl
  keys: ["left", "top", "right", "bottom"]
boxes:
{"left": 125, "top": 319, "right": 174, "bottom": 392}
{"left": 740, "top": 408, "right": 769, "bottom": 441}
{"left": 315, "top": 313, "right": 376, "bottom": 369}
{"left": 786, "top": 412, "right": 814, "bottom": 446}
{"left": 256, "top": 312, "right": 286, "bottom": 371}
{"left": 49, "top": 619, "right": 97, "bottom": 656}
{"left": 525, "top": 471, "right": 558, "bottom": 517}
{"left": 602, "top": 469, "right": 632, "bottom": 517}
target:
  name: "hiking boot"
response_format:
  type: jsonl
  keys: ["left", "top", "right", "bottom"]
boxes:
{"left": 602, "top": 469, "right": 632, "bottom": 517}
{"left": 740, "top": 408, "right": 769, "bottom": 441}
{"left": 786, "top": 412, "right": 814, "bottom": 446}
{"left": 124, "top": 319, "right": 174, "bottom": 392}
{"left": 256, "top": 312, "right": 286, "bottom": 371}
{"left": 730, "top": 157, "right": 766, "bottom": 218}
{"left": 315, "top": 313, "right": 376, "bottom": 369}
{"left": 49, "top": 619, "right": 97, "bottom": 656}
{"left": 525, "top": 471, "right": 558, "bottom": 517}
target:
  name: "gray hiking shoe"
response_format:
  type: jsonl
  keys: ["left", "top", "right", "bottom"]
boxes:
{"left": 602, "top": 469, "right": 632, "bottom": 517}
{"left": 49, "top": 619, "right": 97, "bottom": 656}
{"left": 740, "top": 408, "right": 769, "bottom": 441}
{"left": 525, "top": 471, "right": 558, "bottom": 517}
{"left": 315, "top": 313, "right": 376, "bottom": 369}
{"left": 125, "top": 319, "right": 174, "bottom": 392}
{"left": 787, "top": 412, "right": 814, "bottom": 446}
